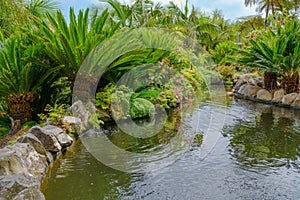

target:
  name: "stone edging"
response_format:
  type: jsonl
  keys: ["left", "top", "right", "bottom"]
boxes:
{"left": 234, "top": 76, "right": 300, "bottom": 110}
{"left": 0, "top": 101, "right": 93, "bottom": 199}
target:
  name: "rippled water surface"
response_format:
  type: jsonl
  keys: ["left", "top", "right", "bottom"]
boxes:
{"left": 41, "top": 100, "right": 300, "bottom": 200}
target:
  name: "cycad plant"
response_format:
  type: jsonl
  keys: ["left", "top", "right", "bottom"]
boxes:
{"left": 279, "top": 20, "right": 300, "bottom": 93}
{"left": 29, "top": 8, "right": 119, "bottom": 82}
{"left": 238, "top": 19, "right": 300, "bottom": 93}
{"left": 0, "top": 37, "right": 51, "bottom": 123}
{"left": 238, "top": 30, "right": 282, "bottom": 90}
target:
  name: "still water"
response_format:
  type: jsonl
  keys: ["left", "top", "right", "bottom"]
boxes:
{"left": 41, "top": 100, "right": 300, "bottom": 199}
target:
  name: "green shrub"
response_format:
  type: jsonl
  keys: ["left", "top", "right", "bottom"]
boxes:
{"left": 22, "top": 121, "right": 38, "bottom": 129}
{"left": 217, "top": 65, "right": 236, "bottom": 80}
{"left": 95, "top": 83, "right": 114, "bottom": 111}
{"left": 38, "top": 104, "right": 69, "bottom": 125}
{"left": 129, "top": 98, "right": 155, "bottom": 119}
{"left": 0, "top": 116, "right": 11, "bottom": 139}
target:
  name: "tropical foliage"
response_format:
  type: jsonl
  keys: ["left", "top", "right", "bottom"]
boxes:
{"left": 237, "top": 19, "right": 300, "bottom": 93}
{"left": 0, "top": 36, "right": 54, "bottom": 122}
{"left": 29, "top": 7, "right": 119, "bottom": 82}
{"left": 1, "top": 0, "right": 300, "bottom": 138}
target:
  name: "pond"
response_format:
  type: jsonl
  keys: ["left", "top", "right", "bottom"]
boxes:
{"left": 41, "top": 99, "right": 300, "bottom": 199}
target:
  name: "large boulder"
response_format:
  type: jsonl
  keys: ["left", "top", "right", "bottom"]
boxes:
{"left": 41, "top": 125, "right": 73, "bottom": 148}
{"left": 0, "top": 143, "right": 47, "bottom": 176}
{"left": 67, "top": 101, "right": 90, "bottom": 128}
{"left": 29, "top": 126, "right": 61, "bottom": 153}
{"left": 257, "top": 89, "right": 272, "bottom": 101}
{"left": 272, "top": 89, "right": 285, "bottom": 103}
{"left": 67, "top": 100, "right": 98, "bottom": 129}
{"left": 17, "top": 133, "right": 53, "bottom": 163}
{"left": 237, "top": 84, "right": 261, "bottom": 98}
{"left": 13, "top": 188, "right": 45, "bottom": 200}
{"left": 234, "top": 76, "right": 246, "bottom": 91}
{"left": 249, "top": 76, "right": 263, "bottom": 87}
{"left": 282, "top": 93, "right": 298, "bottom": 105}
{"left": 62, "top": 116, "right": 83, "bottom": 133}
{"left": 292, "top": 93, "right": 300, "bottom": 107}
{"left": 0, "top": 173, "right": 44, "bottom": 200}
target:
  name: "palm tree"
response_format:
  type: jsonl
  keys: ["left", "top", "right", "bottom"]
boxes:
{"left": 278, "top": 20, "right": 300, "bottom": 93}
{"left": 0, "top": 0, "right": 29, "bottom": 36}
{"left": 245, "top": 0, "right": 300, "bottom": 28}
{"left": 0, "top": 36, "right": 53, "bottom": 123}
{"left": 0, "top": 0, "right": 58, "bottom": 37}
{"left": 29, "top": 8, "right": 119, "bottom": 82}
{"left": 238, "top": 19, "right": 300, "bottom": 93}
{"left": 24, "top": 0, "right": 59, "bottom": 18}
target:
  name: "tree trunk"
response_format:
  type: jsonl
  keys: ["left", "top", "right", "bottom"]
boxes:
{"left": 264, "top": 0, "right": 270, "bottom": 29}
{"left": 282, "top": 73, "right": 299, "bottom": 94}
{"left": 5, "top": 92, "right": 35, "bottom": 124}
{"left": 264, "top": 72, "right": 277, "bottom": 91}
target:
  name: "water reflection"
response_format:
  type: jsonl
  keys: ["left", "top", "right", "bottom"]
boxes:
{"left": 41, "top": 139, "right": 137, "bottom": 200}
{"left": 42, "top": 100, "right": 300, "bottom": 199}
{"left": 224, "top": 101, "right": 300, "bottom": 171}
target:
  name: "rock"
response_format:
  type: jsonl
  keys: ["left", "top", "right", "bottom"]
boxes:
{"left": 29, "top": 126, "right": 61, "bottom": 153}
{"left": 248, "top": 76, "right": 263, "bottom": 87}
{"left": 234, "top": 76, "right": 246, "bottom": 91}
{"left": 67, "top": 101, "right": 90, "bottom": 127}
{"left": 41, "top": 125, "right": 73, "bottom": 148}
{"left": 226, "top": 92, "right": 234, "bottom": 97}
{"left": 62, "top": 116, "right": 83, "bottom": 132}
{"left": 237, "top": 84, "right": 247, "bottom": 95}
{"left": 292, "top": 93, "right": 300, "bottom": 107}
{"left": 0, "top": 143, "right": 47, "bottom": 176}
{"left": 98, "top": 109, "right": 112, "bottom": 122}
{"left": 257, "top": 89, "right": 272, "bottom": 101}
{"left": 282, "top": 93, "right": 298, "bottom": 105}
{"left": 13, "top": 188, "right": 45, "bottom": 200}
{"left": 17, "top": 133, "right": 53, "bottom": 163}
{"left": 272, "top": 89, "right": 285, "bottom": 103}
{"left": 67, "top": 100, "right": 99, "bottom": 130}
{"left": 86, "top": 101, "right": 98, "bottom": 113}
{"left": 0, "top": 173, "right": 44, "bottom": 200}
{"left": 238, "top": 84, "right": 261, "bottom": 98}
{"left": 254, "top": 77, "right": 264, "bottom": 87}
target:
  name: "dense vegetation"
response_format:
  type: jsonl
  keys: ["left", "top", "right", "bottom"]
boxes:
{"left": 1, "top": 0, "right": 300, "bottom": 139}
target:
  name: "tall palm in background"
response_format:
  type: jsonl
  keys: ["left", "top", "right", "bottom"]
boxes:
{"left": 245, "top": 0, "right": 300, "bottom": 28}
{"left": 0, "top": 0, "right": 29, "bottom": 36}
{"left": 0, "top": 0, "right": 58, "bottom": 36}
{"left": 24, "top": 0, "right": 59, "bottom": 18}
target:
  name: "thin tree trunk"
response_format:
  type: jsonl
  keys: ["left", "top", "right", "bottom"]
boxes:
{"left": 264, "top": 0, "right": 270, "bottom": 29}
{"left": 271, "top": 1, "right": 275, "bottom": 14}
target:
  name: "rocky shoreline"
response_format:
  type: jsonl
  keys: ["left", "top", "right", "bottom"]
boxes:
{"left": 234, "top": 76, "right": 300, "bottom": 109}
{"left": 0, "top": 101, "right": 93, "bottom": 199}
{"left": 2, "top": 76, "right": 300, "bottom": 199}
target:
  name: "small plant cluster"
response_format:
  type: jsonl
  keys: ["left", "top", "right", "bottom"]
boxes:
{"left": 95, "top": 59, "right": 206, "bottom": 120}
{"left": 38, "top": 104, "right": 69, "bottom": 126}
